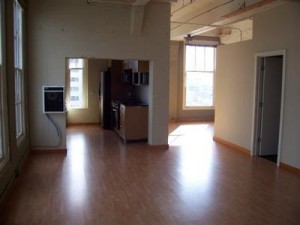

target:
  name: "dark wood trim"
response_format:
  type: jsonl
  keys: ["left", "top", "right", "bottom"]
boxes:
{"left": 0, "top": 149, "right": 30, "bottom": 212}
{"left": 31, "top": 149, "right": 67, "bottom": 154}
{"left": 213, "top": 136, "right": 251, "bottom": 155}
{"left": 147, "top": 144, "right": 169, "bottom": 150}
{"left": 280, "top": 162, "right": 300, "bottom": 176}
{"left": 0, "top": 174, "right": 16, "bottom": 213}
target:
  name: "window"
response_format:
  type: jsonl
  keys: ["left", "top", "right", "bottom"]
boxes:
{"left": 67, "top": 58, "right": 88, "bottom": 109}
{"left": 0, "top": 0, "right": 9, "bottom": 171}
{"left": 185, "top": 45, "right": 215, "bottom": 108}
{"left": 14, "top": 0, "right": 25, "bottom": 140}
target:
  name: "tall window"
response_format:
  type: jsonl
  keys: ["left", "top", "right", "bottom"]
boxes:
{"left": 67, "top": 58, "right": 88, "bottom": 109}
{"left": 185, "top": 45, "right": 215, "bottom": 108}
{"left": 0, "top": 0, "right": 9, "bottom": 170}
{"left": 14, "top": 0, "right": 25, "bottom": 140}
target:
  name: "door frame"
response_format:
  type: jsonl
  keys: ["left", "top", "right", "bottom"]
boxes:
{"left": 251, "top": 50, "right": 286, "bottom": 166}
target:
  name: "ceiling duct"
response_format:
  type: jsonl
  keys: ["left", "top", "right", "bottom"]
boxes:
{"left": 184, "top": 34, "right": 220, "bottom": 46}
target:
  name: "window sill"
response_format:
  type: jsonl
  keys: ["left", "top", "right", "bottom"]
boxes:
{"left": 68, "top": 107, "right": 88, "bottom": 111}
{"left": 183, "top": 106, "right": 215, "bottom": 111}
{"left": 16, "top": 133, "right": 26, "bottom": 147}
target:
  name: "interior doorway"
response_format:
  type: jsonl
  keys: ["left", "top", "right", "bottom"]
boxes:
{"left": 253, "top": 50, "right": 286, "bottom": 165}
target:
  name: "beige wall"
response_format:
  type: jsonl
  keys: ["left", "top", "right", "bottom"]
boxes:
{"left": 28, "top": 0, "right": 170, "bottom": 147}
{"left": 169, "top": 41, "right": 215, "bottom": 121}
{"left": 215, "top": 41, "right": 255, "bottom": 148}
{"left": 214, "top": 2, "right": 300, "bottom": 169}
{"left": 67, "top": 59, "right": 107, "bottom": 124}
{"left": 169, "top": 41, "right": 179, "bottom": 120}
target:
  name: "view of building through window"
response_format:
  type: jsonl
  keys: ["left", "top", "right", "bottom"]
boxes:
{"left": 185, "top": 45, "right": 215, "bottom": 108}
{"left": 68, "top": 58, "right": 87, "bottom": 108}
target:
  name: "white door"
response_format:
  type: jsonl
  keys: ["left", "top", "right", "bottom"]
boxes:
{"left": 258, "top": 56, "right": 283, "bottom": 156}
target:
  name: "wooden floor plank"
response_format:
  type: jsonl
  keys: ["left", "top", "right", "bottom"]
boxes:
{"left": 1, "top": 123, "right": 300, "bottom": 225}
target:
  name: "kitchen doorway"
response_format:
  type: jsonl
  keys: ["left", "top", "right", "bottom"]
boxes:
{"left": 252, "top": 50, "right": 286, "bottom": 165}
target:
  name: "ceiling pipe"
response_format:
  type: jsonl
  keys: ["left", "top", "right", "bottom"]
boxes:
{"left": 171, "top": 21, "right": 243, "bottom": 42}
{"left": 171, "top": 0, "right": 197, "bottom": 16}
{"left": 171, "top": 0, "right": 234, "bottom": 31}
{"left": 222, "top": 0, "right": 276, "bottom": 18}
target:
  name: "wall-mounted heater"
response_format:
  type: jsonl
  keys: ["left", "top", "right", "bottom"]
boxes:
{"left": 43, "top": 86, "right": 65, "bottom": 113}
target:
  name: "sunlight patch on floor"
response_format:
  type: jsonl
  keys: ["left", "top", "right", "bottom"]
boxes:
{"left": 168, "top": 123, "right": 213, "bottom": 147}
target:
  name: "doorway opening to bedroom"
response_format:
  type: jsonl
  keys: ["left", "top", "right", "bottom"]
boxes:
{"left": 253, "top": 51, "right": 285, "bottom": 165}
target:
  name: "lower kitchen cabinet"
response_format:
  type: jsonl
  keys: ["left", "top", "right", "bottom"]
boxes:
{"left": 117, "top": 104, "right": 148, "bottom": 142}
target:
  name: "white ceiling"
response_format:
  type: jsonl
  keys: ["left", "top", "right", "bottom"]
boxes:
{"left": 170, "top": 0, "right": 287, "bottom": 41}
{"left": 87, "top": 0, "right": 289, "bottom": 42}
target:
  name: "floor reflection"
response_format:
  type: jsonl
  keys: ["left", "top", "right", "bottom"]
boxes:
{"left": 66, "top": 133, "right": 88, "bottom": 208}
{"left": 3, "top": 123, "right": 300, "bottom": 224}
{"left": 169, "top": 123, "right": 214, "bottom": 208}
{"left": 169, "top": 123, "right": 213, "bottom": 146}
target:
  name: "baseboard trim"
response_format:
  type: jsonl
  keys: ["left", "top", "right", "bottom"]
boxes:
{"left": 31, "top": 148, "right": 67, "bottom": 154}
{"left": 148, "top": 144, "right": 169, "bottom": 150}
{"left": 169, "top": 118, "right": 214, "bottom": 123}
{"left": 213, "top": 136, "right": 251, "bottom": 155}
{"left": 280, "top": 162, "right": 300, "bottom": 176}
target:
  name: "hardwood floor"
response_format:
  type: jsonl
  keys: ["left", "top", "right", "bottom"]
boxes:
{"left": 1, "top": 122, "right": 300, "bottom": 225}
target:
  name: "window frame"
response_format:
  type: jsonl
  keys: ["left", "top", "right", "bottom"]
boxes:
{"left": 14, "top": 0, "right": 26, "bottom": 142}
{"left": 0, "top": 0, "right": 10, "bottom": 172}
{"left": 183, "top": 44, "right": 216, "bottom": 110}
{"left": 67, "top": 58, "right": 88, "bottom": 110}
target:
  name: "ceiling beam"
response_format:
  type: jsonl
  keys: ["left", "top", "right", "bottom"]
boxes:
{"left": 130, "top": 5, "right": 145, "bottom": 35}
{"left": 87, "top": 0, "right": 176, "bottom": 5}
{"left": 133, "top": 0, "right": 151, "bottom": 5}
{"left": 150, "top": 0, "right": 178, "bottom": 3}
{"left": 222, "top": 0, "right": 276, "bottom": 18}
{"left": 87, "top": 0, "right": 134, "bottom": 5}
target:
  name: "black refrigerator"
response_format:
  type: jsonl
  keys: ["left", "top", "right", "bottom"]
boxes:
{"left": 99, "top": 69, "right": 112, "bottom": 129}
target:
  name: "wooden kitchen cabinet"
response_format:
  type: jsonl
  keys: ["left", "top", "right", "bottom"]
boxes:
{"left": 123, "top": 60, "right": 149, "bottom": 73}
{"left": 123, "top": 60, "right": 149, "bottom": 86}
{"left": 118, "top": 104, "right": 148, "bottom": 142}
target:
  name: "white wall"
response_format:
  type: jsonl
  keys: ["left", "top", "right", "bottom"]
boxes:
{"left": 28, "top": 0, "right": 170, "bottom": 148}
{"left": 215, "top": 41, "right": 255, "bottom": 148}
{"left": 214, "top": 2, "right": 300, "bottom": 169}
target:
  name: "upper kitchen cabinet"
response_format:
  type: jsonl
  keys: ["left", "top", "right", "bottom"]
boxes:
{"left": 108, "top": 60, "right": 132, "bottom": 99}
{"left": 123, "top": 60, "right": 149, "bottom": 73}
{"left": 123, "top": 60, "right": 149, "bottom": 85}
